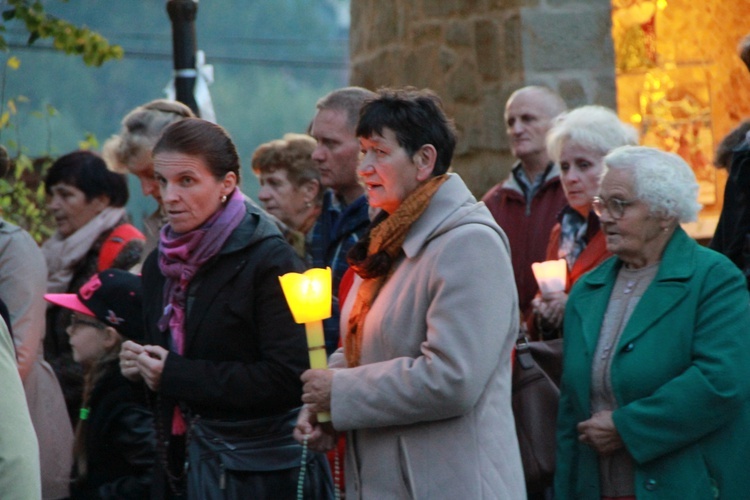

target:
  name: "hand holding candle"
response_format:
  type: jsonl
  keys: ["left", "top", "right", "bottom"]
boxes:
{"left": 279, "top": 267, "right": 333, "bottom": 423}
{"left": 531, "top": 259, "right": 567, "bottom": 298}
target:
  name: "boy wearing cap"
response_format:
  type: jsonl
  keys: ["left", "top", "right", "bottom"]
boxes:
{"left": 45, "top": 269, "right": 155, "bottom": 499}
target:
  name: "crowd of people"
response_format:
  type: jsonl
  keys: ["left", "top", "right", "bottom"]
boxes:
{"left": 0, "top": 76, "right": 749, "bottom": 500}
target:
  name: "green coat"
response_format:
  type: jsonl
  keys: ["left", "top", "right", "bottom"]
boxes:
{"left": 555, "top": 227, "right": 750, "bottom": 499}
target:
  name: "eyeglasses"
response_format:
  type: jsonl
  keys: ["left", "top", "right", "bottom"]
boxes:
{"left": 591, "top": 196, "right": 636, "bottom": 220}
{"left": 69, "top": 315, "right": 105, "bottom": 330}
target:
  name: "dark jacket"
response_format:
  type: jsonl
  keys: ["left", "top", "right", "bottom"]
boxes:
{"left": 309, "top": 191, "right": 370, "bottom": 355}
{"left": 70, "top": 360, "right": 155, "bottom": 499}
{"left": 142, "top": 202, "right": 316, "bottom": 498}
{"left": 142, "top": 202, "right": 308, "bottom": 421}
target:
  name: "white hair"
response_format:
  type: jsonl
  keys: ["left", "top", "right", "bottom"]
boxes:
{"left": 603, "top": 146, "right": 702, "bottom": 223}
{"left": 546, "top": 105, "right": 639, "bottom": 162}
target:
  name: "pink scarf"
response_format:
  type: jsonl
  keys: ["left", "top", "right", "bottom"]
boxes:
{"left": 158, "top": 188, "right": 245, "bottom": 433}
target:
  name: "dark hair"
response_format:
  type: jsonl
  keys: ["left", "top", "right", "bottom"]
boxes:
{"left": 715, "top": 120, "right": 750, "bottom": 169}
{"left": 45, "top": 150, "right": 129, "bottom": 207}
{"left": 152, "top": 118, "right": 241, "bottom": 182}
{"left": 356, "top": 87, "right": 457, "bottom": 176}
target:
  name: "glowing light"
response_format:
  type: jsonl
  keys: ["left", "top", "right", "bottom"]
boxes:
{"left": 531, "top": 259, "right": 567, "bottom": 298}
{"left": 278, "top": 268, "right": 332, "bottom": 324}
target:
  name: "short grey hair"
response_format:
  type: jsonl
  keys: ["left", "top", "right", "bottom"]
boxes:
{"left": 546, "top": 105, "right": 638, "bottom": 162}
{"left": 604, "top": 146, "right": 702, "bottom": 223}
{"left": 315, "top": 86, "right": 376, "bottom": 129}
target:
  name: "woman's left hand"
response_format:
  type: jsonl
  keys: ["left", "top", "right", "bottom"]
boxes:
{"left": 137, "top": 345, "right": 169, "bottom": 392}
{"left": 301, "top": 369, "right": 333, "bottom": 413}
{"left": 577, "top": 410, "right": 624, "bottom": 455}
{"left": 535, "top": 291, "right": 568, "bottom": 328}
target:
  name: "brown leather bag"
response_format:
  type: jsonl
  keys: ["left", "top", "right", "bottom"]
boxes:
{"left": 512, "top": 327, "right": 563, "bottom": 494}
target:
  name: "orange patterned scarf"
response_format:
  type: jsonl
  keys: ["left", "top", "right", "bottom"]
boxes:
{"left": 345, "top": 174, "right": 448, "bottom": 367}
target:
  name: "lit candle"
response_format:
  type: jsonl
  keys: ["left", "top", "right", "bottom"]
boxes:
{"left": 531, "top": 259, "right": 567, "bottom": 298}
{"left": 279, "top": 267, "right": 333, "bottom": 423}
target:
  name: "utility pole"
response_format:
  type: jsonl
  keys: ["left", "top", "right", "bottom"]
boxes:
{"left": 166, "top": 0, "right": 200, "bottom": 116}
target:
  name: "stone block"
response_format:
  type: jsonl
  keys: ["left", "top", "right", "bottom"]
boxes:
{"left": 413, "top": 22, "right": 444, "bottom": 46}
{"left": 405, "top": 45, "right": 444, "bottom": 90}
{"left": 594, "top": 72, "right": 617, "bottom": 109}
{"left": 422, "top": 0, "right": 460, "bottom": 17}
{"left": 521, "top": 7, "right": 615, "bottom": 72}
{"left": 446, "top": 20, "right": 473, "bottom": 48}
{"left": 503, "top": 14, "right": 524, "bottom": 76}
{"left": 440, "top": 47, "right": 458, "bottom": 73}
{"left": 547, "top": 0, "right": 609, "bottom": 6}
{"left": 475, "top": 19, "right": 501, "bottom": 81}
{"left": 451, "top": 105, "right": 480, "bottom": 156}
{"left": 447, "top": 59, "right": 481, "bottom": 103}
{"left": 481, "top": 87, "right": 505, "bottom": 150}
{"left": 559, "top": 78, "right": 587, "bottom": 108}
{"left": 488, "top": 0, "right": 540, "bottom": 9}
{"left": 373, "top": 0, "right": 402, "bottom": 44}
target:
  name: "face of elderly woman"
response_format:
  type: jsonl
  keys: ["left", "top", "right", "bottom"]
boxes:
{"left": 47, "top": 183, "right": 109, "bottom": 238}
{"left": 154, "top": 152, "right": 236, "bottom": 234}
{"left": 559, "top": 142, "right": 605, "bottom": 215}
{"left": 598, "top": 168, "right": 667, "bottom": 266}
{"left": 358, "top": 128, "right": 424, "bottom": 214}
{"left": 257, "top": 169, "right": 313, "bottom": 230}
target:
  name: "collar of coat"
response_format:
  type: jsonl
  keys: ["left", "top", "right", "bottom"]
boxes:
{"left": 502, "top": 161, "right": 561, "bottom": 195}
{"left": 401, "top": 173, "right": 510, "bottom": 259}
{"left": 568, "top": 226, "right": 694, "bottom": 355}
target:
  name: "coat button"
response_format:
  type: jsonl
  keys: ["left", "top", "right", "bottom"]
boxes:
{"left": 644, "top": 478, "right": 658, "bottom": 491}
{"left": 623, "top": 342, "right": 635, "bottom": 352}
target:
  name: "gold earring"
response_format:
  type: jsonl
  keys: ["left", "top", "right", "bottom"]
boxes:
{"left": 221, "top": 194, "right": 228, "bottom": 203}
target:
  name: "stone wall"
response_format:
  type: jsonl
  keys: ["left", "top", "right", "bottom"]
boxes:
{"left": 349, "top": 0, "right": 616, "bottom": 197}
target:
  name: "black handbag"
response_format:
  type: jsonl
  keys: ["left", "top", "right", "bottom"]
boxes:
{"left": 512, "top": 327, "right": 563, "bottom": 494}
{"left": 186, "top": 408, "right": 334, "bottom": 499}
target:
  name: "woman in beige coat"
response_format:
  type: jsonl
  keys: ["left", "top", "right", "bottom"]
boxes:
{"left": 0, "top": 217, "right": 73, "bottom": 499}
{"left": 295, "top": 88, "right": 525, "bottom": 499}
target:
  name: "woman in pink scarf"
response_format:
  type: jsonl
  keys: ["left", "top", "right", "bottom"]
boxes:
{"left": 119, "top": 118, "right": 333, "bottom": 499}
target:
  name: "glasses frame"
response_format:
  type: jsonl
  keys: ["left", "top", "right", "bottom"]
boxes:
{"left": 69, "top": 314, "right": 106, "bottom": 330}
{"left": 591, "top": 196, "right": 636, "bottom": 220}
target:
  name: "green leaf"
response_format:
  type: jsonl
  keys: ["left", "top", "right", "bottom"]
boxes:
{"left": 2, "top": 9, "right": 16, "bottom": 21}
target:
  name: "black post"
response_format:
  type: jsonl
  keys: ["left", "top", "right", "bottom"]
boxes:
{"left": 166, "top": 0, "right": 200, "bottom": 116}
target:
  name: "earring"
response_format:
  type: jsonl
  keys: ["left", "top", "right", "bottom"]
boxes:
{"left": 305, "top": 201, "right": 312, "bottom": 208}
{"left": 221, "top": 194, "right": 228, "bottom": 203}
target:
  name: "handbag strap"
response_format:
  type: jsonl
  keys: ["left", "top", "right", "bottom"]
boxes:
{"left": 515, "top": 324, "right": 536, "bottom": 370}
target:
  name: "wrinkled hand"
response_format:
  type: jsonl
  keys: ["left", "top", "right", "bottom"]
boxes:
{"left": 137, "top": 345, "right": 169, "bottom": 392}
{"left": 301, "top": 369, "right": 333, "bottom": 413}
{"left": 577, "top": 410, "right": 624, "bottom": 455}
{"left": 293, "top": 405, "right": 338, "bottom": 452}
{"left": 532, "top": 291, "right": 568, "bottom": 330}
{"left": 119, "top": 340, "right": 144, "bottom": 382}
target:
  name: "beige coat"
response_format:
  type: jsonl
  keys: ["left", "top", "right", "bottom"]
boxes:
{"left": 0, "top": 220, "right": 73, "bottom": 499}
{"left": 330, "top": 174, "right": 526, "bottom": 499}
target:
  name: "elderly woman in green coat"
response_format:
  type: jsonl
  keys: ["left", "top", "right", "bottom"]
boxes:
{"left": 555, "top": 146, "right": 750, "bottom": 500}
